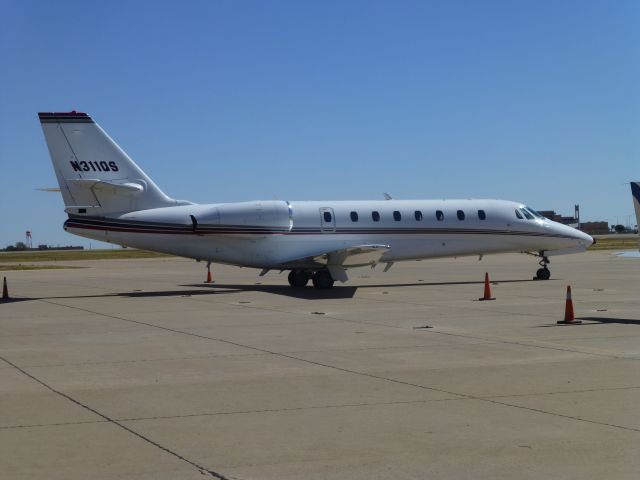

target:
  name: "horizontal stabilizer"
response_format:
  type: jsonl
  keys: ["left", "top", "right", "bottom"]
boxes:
{"left": 67, "top": 178, "right": 145, "bottom": 195}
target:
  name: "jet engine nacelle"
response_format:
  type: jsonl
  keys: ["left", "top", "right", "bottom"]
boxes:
{"left": 214, "top": 200, "right": 291, "bottom": 228}
{"left": 119, "top": 200, "right": 291, "bottom": 231}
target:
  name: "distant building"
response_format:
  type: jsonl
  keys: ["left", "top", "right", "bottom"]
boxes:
{"left": 580, "top": 221, "right": 609, "bottom": 235}
{"left": 1, "top": 244, "right": 84, "bottom": 252}
{"left": 538, "top": 210, "right": 578, "bottom": 226}
{"left": 538, "top": 210, "right": 608, "bottom": 235}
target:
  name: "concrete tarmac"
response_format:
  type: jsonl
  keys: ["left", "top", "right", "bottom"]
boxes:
{"left": 1, "top": 250, "right": 639, "bottom": 479}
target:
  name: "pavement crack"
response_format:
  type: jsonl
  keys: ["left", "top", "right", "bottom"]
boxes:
{"left": 116, "top": 396, "right": 466, "bottom": 423}
{"left": 484, "top": 385, "right": 640, "bottom": 399}
{"left": 0, "top": 354, "right": 232, "bottom": 480}
{"left": 425, "top": 329, "right": 623, "bottom": 359}
{"left": 23, "top": 351, "right": 271, "bottom": 369}
{"left": 34, "top": 298, "right": 640, "bottom": 436}
{"left": 0, "top": 419, "right": 108, "bottom": 430}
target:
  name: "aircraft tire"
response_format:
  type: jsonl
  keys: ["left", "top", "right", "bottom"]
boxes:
{"left": 536, "top": 268, "right": 551, "bottom": 280}
{"left": 312, "top": 270, "right": 334, "bottom": 289}
{"left": 288, "top": 270, "right": 309, "bottom": 288}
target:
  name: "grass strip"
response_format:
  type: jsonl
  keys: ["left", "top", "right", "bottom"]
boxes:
{"left": 0, "top": 249, "right": 171, "bottom": 263}
{"left": 0, "top": 265, "right": 87, "bottom": 271}
{"left": 589, "top": 237, "right": 639, "bottom": 251}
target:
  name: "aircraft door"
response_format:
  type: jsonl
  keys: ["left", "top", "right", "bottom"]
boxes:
{"left": 319, "top": 207, "right": 336, "bottom": 233}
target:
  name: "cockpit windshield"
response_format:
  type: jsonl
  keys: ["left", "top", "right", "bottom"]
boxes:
{"left": 524, "top": 207, "right": 544, "bottom": 219}
{"left": 521, "top": 209, "right": 534, "bottom": 220}
{"left": 518, "top": 206, "right": 545, "bottom": 221}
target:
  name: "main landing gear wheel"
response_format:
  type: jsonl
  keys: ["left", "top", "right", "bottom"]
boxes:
{"left": 312, "top": 269, "right": 334, "bottom": 289}
{"left": 288, "top": 269, "right": 310, "bottom": 288}
{"left": 536, "top": 268, "right": 551, "bottom": 280}
{"left": 535, "top": 254, "right": 551, "bottom": 280}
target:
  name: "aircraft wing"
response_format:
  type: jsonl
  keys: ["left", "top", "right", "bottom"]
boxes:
{"left": 278, "top": 244, "right": 390, "bottom": 282}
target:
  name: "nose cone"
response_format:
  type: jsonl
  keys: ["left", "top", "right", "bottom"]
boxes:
{"left": 556, "top": 222, "right": 594, "bottom": 248}
{"left": 578, "top": 229, "right": 594, "bottom": 247}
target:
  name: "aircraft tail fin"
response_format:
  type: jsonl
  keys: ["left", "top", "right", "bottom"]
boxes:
{"left": 38, "top": 111, "right": 185, "bottom": 216}
{"left": 632, "top": 182, "right": 640, "bottom": 240}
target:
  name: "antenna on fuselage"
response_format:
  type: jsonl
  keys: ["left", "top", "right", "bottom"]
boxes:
{"left": 383, "top": 193, "right": 393, "bottom": 200}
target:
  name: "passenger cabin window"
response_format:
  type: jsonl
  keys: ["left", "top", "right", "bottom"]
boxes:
{"left": 478, "top": 210, "right": 486, "bottom": 220}
{"left": 436, "top": 210, "right": 444, "bottom": 221}
{"left": 323, "top": 211, "right": 332, "bottom": 223}
{"left": 457, "top": 210, "right": 465, "bottom": 220}
{"left": 515, "top": 209, "right": 523, "bottom": 219}
{"left": 372, "top": 211, "right": 380, "bottom": 222}
{"left": 393, "top": 211, "right": 401, "bottom": 221}
{"left": 350, "top": 211, "right": 358, "bottom": 222}
{"left": 414, "top": 210, "right": 423, "bottom": 221}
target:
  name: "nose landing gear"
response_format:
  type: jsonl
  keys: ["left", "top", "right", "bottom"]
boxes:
{"left": 535, "top": 255, "right": 551, "bottom": 280}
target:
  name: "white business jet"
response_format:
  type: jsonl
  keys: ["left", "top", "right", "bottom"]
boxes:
{"left": 39, "top": 111, "right": 593, "bottom": 289}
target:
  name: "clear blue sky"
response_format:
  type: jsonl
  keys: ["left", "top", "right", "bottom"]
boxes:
{"left": 1, "top": 0, "right": 638, "bottom": 248}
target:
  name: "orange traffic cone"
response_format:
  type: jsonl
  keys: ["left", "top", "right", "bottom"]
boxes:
{"left": 478, "top": 272, "right": 495, "bottom": 301}
{"left": 557, "top": 285, "right": 581, "bottom": 324}
{"left": 205, "top": 263, "right": 213, "bottom": 283}
{"left": 2, "top": 277, "right": 8, "bottom": 300}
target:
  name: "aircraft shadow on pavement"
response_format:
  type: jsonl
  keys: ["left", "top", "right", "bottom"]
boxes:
{"left": 15, "top": 289, "right": 237, "bottom": 302}
{"left": 353, "top": 278, "right": 543, "bottom": 288}
{"left": 9, "top": 278, "right": 541, "bottom": 303}
{"left": 0, "top": 298, "right": 32, "bottom": 304}
{"left": 538, "top": 316, "right": 640, "bottom": 327}
{"left": 118, "top": 289, "right": 240, "bottom": 298}
{"left": 184, "top": 283, "right": 359, "bottom": 299}
{"left": 185, "top": 277, "right": 538, "bottom": 299}
{"left": 577, "top": 316, "right": 640, "bottom": 326}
